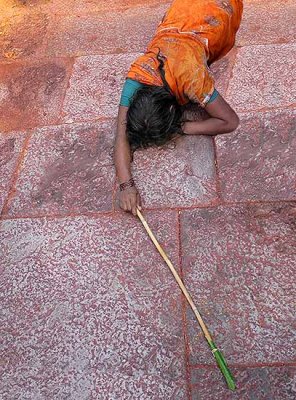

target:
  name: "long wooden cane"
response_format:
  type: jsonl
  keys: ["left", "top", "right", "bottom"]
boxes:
{"left": 137, "top": 208, "right": 236, "bottom": 391}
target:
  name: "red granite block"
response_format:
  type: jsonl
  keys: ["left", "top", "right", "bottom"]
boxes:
{"left": 226, "top": 44, "right": 296, "bottom": 111}
{"left": 210, "top": 48, "right": 237, "bottom": 97}
{"left": 70, "top": 0, "right": 170, "bottom": 14}
{"left": 191, "top": 366, "right": 296, "bottom": 400}
{"left": 0, "top": 10, "right": 48, "bottom": 61}
{"left": 0, "top": 211, "right": 187, "bottom": 399}
{"left": 119, "top": 135, "right": 218, "bottom": 209}
{"left": 1, "top": 0, "right": 75, "bottom": 14}
{"left": 216, "top": 109, "right": 296, "bottom": 203}
{"left": 0, "top": 131, "right": 27, "bottom": 214}
{"left": 4, "top": 120, "right": 116, "bottom": 217}
{"left": 0, "top": 59, "right": 73, "bottom": 132}
{"left": 237, "top": 0, "right": 296, "bottom": 46}
{"left": 6, "top": 0, "right": 169, "bottom": 14}
{"left": 180, "top": 203, "right": 296, "bottom": 365}
{"left": 62, "top": 54, "right": 138, "bottom": 123}
{"left": 46, "top": 5, "right": 167, "bottom": 57}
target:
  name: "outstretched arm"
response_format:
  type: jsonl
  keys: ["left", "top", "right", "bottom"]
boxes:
{"left": 182, "top": 93, "right": 239, "bottom": 136}
{"left": 114, "top": 106, "right": 132, "bottom": 183}
{"left": 114, "top": 105, "right": 141, "bottom": 215}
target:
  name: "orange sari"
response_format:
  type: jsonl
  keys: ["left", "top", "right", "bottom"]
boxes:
{"left": 127, "top": 0, "right": 243, "bottom": 106}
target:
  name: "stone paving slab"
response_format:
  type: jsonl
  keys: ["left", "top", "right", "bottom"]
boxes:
{"left": 0, "top": 58, "right": 73, "bottom": 132}
{"left": 0, "top": 131, "right": 27, "bottom": 214}
{"left": 180, "top": 203, "right": 296, "bottom": 365}
{"left": 124, "top": 135, "right": 218, "bottom": 209}
{"left": 4, "top": 120, "right": 116, "bottom": 218}
{"left": 190, "top": 366, "right": 296, "bottom": 400}
{"left": 0, "top": 0, "right": 70, "bottom": 14}
{"left": 62, "top": 53, "right": 138, "bottom": 123}
{"left": 237, "top": 0, "right": 296, "bottom": 46}
{"left": 0, "top": 211, "right": 187, "bottom": 400}
{"left": 210, "top": 48, "right": 238, "bottom": 97}
{"left": 62, "top": 50, "right": 237, "bottom": 125}
{"left": 0, "top": 10, "right": 49, "bottom": 61}
{"left": 226, "top": 44, "right": 296, "bottom": 111}
{"left": 69, "top": 0, "right": 170, "bottom": 14}
{"left": 46, "top": 5, "right": 167, "bottom": 57}
{"left": 2, "top": 0, "right": 169, "bottom": 15}
{"left": 216, "top": 109, "right": 296, "bottom": 203}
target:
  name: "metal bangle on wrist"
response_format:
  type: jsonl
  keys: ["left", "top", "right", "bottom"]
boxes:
{"left": 119, "top": 178, "right": 135, "bottom": 192}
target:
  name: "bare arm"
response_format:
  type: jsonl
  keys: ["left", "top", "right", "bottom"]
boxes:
{"left": 114, "top": 105, "right": 132, "bottom": 183}
{"left": 182, "top": 93, "right": 239, "bottom": 136}
{"left": 114, "top": 105, "right": 141, "bottom": 215}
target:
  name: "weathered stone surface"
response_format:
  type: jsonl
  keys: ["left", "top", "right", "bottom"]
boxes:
{"left": 0, "top": 59, "right": 73, "bottom": 132}
{"left": 3, "top": 0, "right": 169, "bottom": 14}
{"left": 0, "top": 1, "right": 295, "bottom": 398}
{"left": 237, "top": 0, "right": 296, "bottom": 46}
{"left": 70, "top": 0, "right": 170, "bottom": 14}
{"left": 46, "top": 5, "right": 167, "bottom": 56}
{"left": 123, "top": 135, "right": 218, "bottom": 209}
{"left": 0, "top": 131, "right": 27, "bottom": 214}
{"left": 191, "top": 366, "right": 296, "bottom": 400}
{"left": 4, "top": 120, "right": 116, "bottom": 217}
{"left": 62, "top": 54, "right": 138, "bottom": 123}
{"left": 0, "top": 211, "right": 187, "bottom": 400}
{"left": 0, "top": 11, "right": 49, "bottom": 60}
{"left": 180, "top": 203, "right": 296, "bottom": 365}
{"left": 216, "top": 109, "right": 296, "bottom": 202}
{"left": 210, "top": 48, "right": 238, "bottom": 97}
{"left": 226, "top": 44, "right": 296, "bottom": 111}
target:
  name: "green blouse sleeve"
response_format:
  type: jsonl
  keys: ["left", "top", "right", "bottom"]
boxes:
{"left": 120, "top": 78, "right": 143, "bottom": 107}
{"left": 207, "top": 89, "right": 219, "bottom": 104}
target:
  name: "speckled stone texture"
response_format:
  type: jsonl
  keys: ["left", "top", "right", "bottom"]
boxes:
{"left": 180, "top": 203, "right": 296, "bottom": 366}
{"left": 46, "top": 4, "right": 167, "bottom": 57}
{"left": 1, "top": 0, "right": 169, "bottom": 14}
{"left": 62, "top": 54, "right": 139, "bottom": 123}
{"left": 127, "top": 135, "right": 218, "bottom": 209}
{"left": 226, "top": 44, "right": 296, "bottom": 111}
{"left": 4, "top": 120, "right": 116, "bottom": 217}
{"left": 216, "top": 109, "right": 296, "bottom": 202}
{"left": 0, "top": 59, "right": 73, "bottom": 132}
{"left": 0, "top": 131, "right": 27, "bottom": 214}
{"left": 0, "top": 211, "right": 187, "bottom": 400}
{"left": 210, "top": 48, "right": 237, "bottom": 97}
{"left": 1, "top": 0, "right": 296, "bottom": 398}
{"left": 0, "top": 10, "right": 49, "bottom": 60}
{"left": 237, "top": 0, "right": 296, "bottom": 46}
{"left": 191, "top": 366, "right": 296, "bottom": 400}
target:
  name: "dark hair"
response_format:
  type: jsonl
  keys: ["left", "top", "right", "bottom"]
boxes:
{"left": 126, "top": 52, "right": 184, "bottom": 150}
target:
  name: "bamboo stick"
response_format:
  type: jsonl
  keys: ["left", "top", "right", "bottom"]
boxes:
{"left": 136, "top": 208, "right": 236, "bottom": 391}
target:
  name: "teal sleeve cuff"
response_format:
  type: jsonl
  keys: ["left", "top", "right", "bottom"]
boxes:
{"left": 207, "top": 88, "right": 219, "bottom": 104}
{"left": 120, "top": 78, "right": 143, "bottom": 107}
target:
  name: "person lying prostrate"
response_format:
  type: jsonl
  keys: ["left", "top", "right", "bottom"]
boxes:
{"left": 114, "top": 0, "right": 244, "bottom": 215}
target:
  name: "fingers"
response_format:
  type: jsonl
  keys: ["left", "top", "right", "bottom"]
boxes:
{"left": 136, "top": 193, "right": 142, "bottom": 210}
{"left": 131, "top": 197, "right": 138, "bottom": 216}
{"left": 126, "top": 198, "right": 133, "bottom": 214}
{"left": 119, "top": 191, "right": 142, "bottom": 216}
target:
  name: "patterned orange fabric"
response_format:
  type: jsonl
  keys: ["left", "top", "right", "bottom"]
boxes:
{"left": 127, "top": 0, "right": 243, "bottom": 106}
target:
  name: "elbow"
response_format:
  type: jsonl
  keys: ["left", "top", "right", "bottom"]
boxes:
{"left": 225, "top": 113, "right": 240, "bottom": 133}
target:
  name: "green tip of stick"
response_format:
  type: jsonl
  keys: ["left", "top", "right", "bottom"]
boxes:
{"left": 209, "top": 341, "right": 236, "bottom": 391}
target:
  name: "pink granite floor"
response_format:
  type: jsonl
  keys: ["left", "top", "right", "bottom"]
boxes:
{"left": 0, "top": 1, "right": 296, "bottom": 399}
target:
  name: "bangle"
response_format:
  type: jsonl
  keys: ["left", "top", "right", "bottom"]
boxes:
{"left": 120, "top": 178, "right": 135, "bottom": 191}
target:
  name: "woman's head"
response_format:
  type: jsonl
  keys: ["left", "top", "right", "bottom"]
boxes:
{"left": 126, "top": 85, "right": 184, "bottom": 150}
{"left": 126, "top": 50, "right": 184, "bottom": 150}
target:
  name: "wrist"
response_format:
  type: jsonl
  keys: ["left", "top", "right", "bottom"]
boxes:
{"left": 119, "top": 177, "right": 135, "bottom": 191}
{"left": 182, "top": 121, "right": 193, "bottom": 135}
{"left": 117, "top": 172, "right": 132, "bottom": 185}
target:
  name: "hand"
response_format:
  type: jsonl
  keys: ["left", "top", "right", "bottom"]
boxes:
{"left": 119, "top": 186, "right": 142, "bottom": 216}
